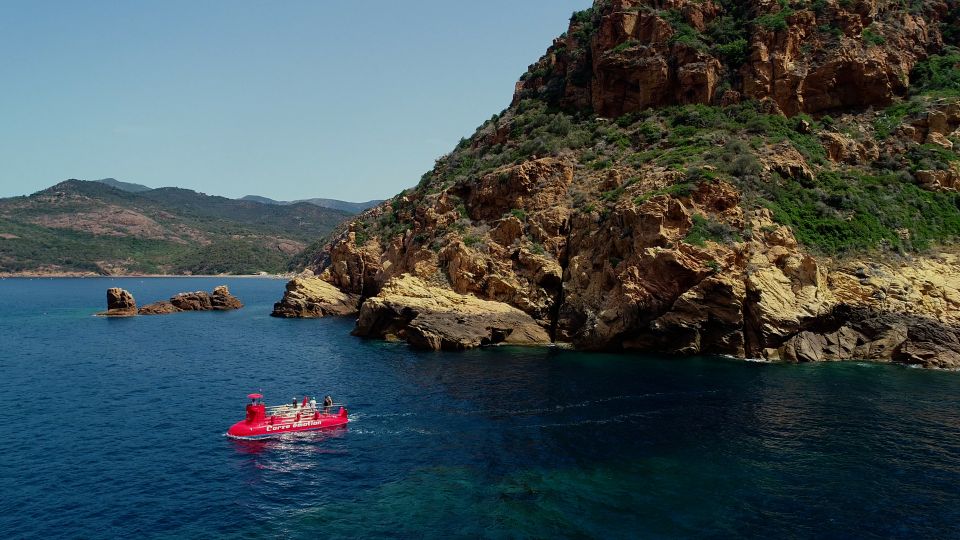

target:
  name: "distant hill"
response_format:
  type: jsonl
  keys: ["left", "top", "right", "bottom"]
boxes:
{"left": 0, "top": 180, "right": 352, "bottom": 275}
{"left": 239, "top": 195, "right": 382, "bottom": 214}
{"left": 239, "top": 195, "right": 280, "bottom": 205}
{"left": 96, "top": 178, "right": 152, "bottom": 193}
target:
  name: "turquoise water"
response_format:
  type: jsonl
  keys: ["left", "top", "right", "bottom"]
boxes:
{"left": 2, "top": 278, "right": 960, "bottom": 538}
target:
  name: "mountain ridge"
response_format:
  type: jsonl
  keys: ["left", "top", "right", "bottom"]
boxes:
{"left": 0, "top": 179, "right": 353, "bottom": 275}
{"left": 89, "top": 177, "right": 379, "bottom": 212}
{"left": 239, "top": 195, "right": 382, "bottom": 214}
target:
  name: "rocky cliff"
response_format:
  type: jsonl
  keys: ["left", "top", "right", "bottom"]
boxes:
{"left": 275, "top": 0, "right": 960, "bottom": 367}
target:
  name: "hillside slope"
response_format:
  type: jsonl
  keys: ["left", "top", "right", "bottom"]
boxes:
{"left": 0, "top": 180, "right": 351, "bottom": 275}
{"left": 276, "top": 0, "right": 960, "bottom": 367}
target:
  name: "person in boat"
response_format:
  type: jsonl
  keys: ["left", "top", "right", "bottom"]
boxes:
{"left": 292, "top": 396, "right": 298, "bottom": 409}
{"left": 323, "top": 395, "right": 333, "bottom": 413}
{"left": 309, "top": 396, "right": 317, "bottom": 410}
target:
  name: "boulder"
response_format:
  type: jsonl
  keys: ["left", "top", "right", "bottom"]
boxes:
{"left": 773, "top": 305, "right": 960, "bottom": 369}
{"left": 138, "top": 285, "right": 243, "bottom": 315}
{"left": 352, "top": 274, "right": 550, "bottom": 350}
{"left": 271, "top": 276, "right": 361, "bottom": 318}
{"left": 169, "top": 291, "right": 213, "bottom": 311}
{"left": 97, "top": 288, "right": 137, "bottom": 317}
{"left": 211, "top": 285, "right": 243, "bottom": 310}
{"left": 137, "top": 301, "right": 179, "bottom": 315}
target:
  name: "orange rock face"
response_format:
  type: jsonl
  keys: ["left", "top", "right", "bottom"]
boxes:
{"left": 514, "top": 0, "right": 952, "bottom": 117}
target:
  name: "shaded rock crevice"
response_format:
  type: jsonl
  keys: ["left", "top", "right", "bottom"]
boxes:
{"left": 548, "top": 214, "right": 575, "bottom": 343}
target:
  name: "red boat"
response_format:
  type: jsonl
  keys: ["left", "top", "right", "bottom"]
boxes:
{"left": 226, "top": 393, "right": 349, "bottom": 439}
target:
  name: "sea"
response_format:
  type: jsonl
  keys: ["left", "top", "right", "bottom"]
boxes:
{"left": 2, "top": 277, "right": 960, "bottom": 539}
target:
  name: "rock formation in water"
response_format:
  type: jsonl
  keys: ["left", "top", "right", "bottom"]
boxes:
{"left": 97, "top": 288, "right": 138, "bottom": 317}
{"left": 140, "top": 285, "right": 243, "bottom": 314}
{"left": 99, "top": 285, "right": 243, "bottom": 316}
{"left": 275, "top": 0, "right": 960, "bottom": 367}
{"left": 271, "top": 274, "right": 361, "bottom": 318}
{"left": 351, "top": 274, "right": 550, "bottom": 350}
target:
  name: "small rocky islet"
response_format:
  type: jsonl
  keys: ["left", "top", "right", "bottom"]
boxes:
{"left": 271, "top": 0, "right": 960, "bottom": 369}
{"left": 98, "top": 285, "right": 243, "bottom": 317}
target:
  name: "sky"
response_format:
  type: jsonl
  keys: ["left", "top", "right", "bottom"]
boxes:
{"left": 0, "top": 0, "right": 588, "bottom": 202}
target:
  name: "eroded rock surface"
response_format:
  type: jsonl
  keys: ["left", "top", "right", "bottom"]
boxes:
{"left": 271, "top": 275, "right": 361, "bottom": 318}
{"left": 352, "top": 275, "right": 550, "bottom": 351}
{"left": 514, "top": 0, "right": 952, "bottom": 116}
{"left": 138, "top": 285, "right": 243, "bottom": 315}
{"left": 212, "top": 286, "right": 244, "bottom": 310}
{"left": 97, "top": 288, "right": 138, "bottom": 317}
{"left": 773, "top": 305, "right": 960, "bottom": 369}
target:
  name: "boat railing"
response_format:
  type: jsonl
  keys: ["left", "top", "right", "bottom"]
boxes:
{"left": 264, "top": 403, "right": 346, "bottom": 418}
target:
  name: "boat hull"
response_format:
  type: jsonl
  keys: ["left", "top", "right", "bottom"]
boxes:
{"left": 226, "top": 408, "right": 349, "bottom": 439}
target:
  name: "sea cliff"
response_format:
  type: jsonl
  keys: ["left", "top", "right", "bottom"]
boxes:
{"left": 275, "top": 0, "right": 960, "bottom": 367}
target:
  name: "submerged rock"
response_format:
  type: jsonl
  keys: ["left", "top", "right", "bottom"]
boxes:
{"left": 96, "top": 288, "right": 138, "bottom": 317}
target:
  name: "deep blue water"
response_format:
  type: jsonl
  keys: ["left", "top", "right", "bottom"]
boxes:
{"left": 2, "top": 278, "right": 960, "bottom": 538}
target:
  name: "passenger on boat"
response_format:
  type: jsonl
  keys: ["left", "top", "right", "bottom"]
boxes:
{"left": 323, "top": 395, "right": 333, "bottom": 413}
{"left": 292, "top": 396, "right": 298, "bottom": 409}
{"left": 309, "top": 397, "right": 317, "bottom": 410}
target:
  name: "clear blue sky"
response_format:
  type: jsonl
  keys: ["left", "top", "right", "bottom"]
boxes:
{"left": 0, "top": 1, "right": 587, "bottom": 202}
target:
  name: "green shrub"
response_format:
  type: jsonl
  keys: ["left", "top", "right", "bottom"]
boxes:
{"left": 712, "top": 38, "right": 749, "bottom": 67}
{"left": 910, "top": 48, "right": 960, "bottom": 95}
{"left": 761, "top": 171, "right": 960, "bottom": 254}
{"left": 570, "top": 7, "right": 599, "bottom": 45}
{"left": 634, "top": 182, "right": 696, "bottom": 204}
{"left": 908, "top": 143, "right": 960, "bottom": 171}
{"left": 612, "top": 39, "right": 640, "bottom": 53}
{"left": 591, "top": 158, "right": 613, "bottom": 170}
{"left": 874, "top": 99, "right": 925, "bottom": 138}
{"left": 685, "top": 214, "right": 741, "bottom": 246}
{"left": 755, "top": 8, "right": 794, "bottom": 31}
{"left": 664, "top": 9, "right": 707, "bottom": 50}
{"left": 862, "top": 27, "right": 886, "bottom": 45}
